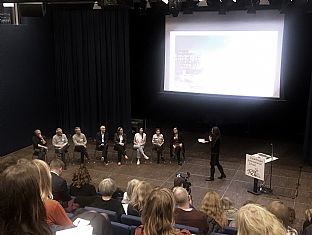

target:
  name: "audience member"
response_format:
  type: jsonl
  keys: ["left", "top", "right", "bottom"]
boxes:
{"left": 0, "top": 155, "right": 18, "bottom": 173}
{"left": 237, "top": 203, "right": 286, "bottom": 235}
{"left": 135, "top": 187, "right": 191, "bottom": 235}
{"left": 95, "top": 125, "right": 109, "bottom": 165}
{"left": 288, "top": 207, "right": 296, "bottom": 226}
{"left": 304, "top": 209, "right": 312, "bottom": 231}
{"left": 52, "top": 128, "right": 70, "bottom": 168}
{"left": 133, "top": 127, "right": 149, "bottom": 165}
{"left": 32, "top": 159, "right": 73, "bottom": 228}
{"left": 50, "top": 158, "right": 71, "bottom": 205}
{"left": 303, "top": 224, "right": 312, "bottom": 235}
{"left": 221, "top": 197, "right": 238, "bottom": 222}
{"left": 0, "top": 161, "right": 52, "bottom": 235}
{"left": 73, "top": 127, "right": 89, "bottom": 164}
{"left": 173, "top": 187, "right": 208, "bottom": 234}
{"left": 70, "top": 165, "right": 97, "bottom": 197}
{"left": 32, "top": 129, "right": 48, "bottom": 161}
{"left": 122, "top": 179, "right": 140, "bottom": 204}
{"left": 268, "top": 201, "right": 298, "bottom": 235}
{"left": 128, "top": 181, "right": 153, "bottom": 216}
{"left": 114, "top": 127, "right": 128, "bottom": 166}
{"left": 200, "top": 191, "right": 227, "bottom": 234}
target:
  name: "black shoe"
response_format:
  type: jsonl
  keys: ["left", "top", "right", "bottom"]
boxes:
{"left": 178, "top": 162, "right": 182, "bottom": 166}
{"left": 218, "top": 175, "right": 226, "bottom": 179}
{"left": 161, "top": 157, "right": 165, "bottom": 161}
{"left": 206, "top": 177, "right": 214, "bottom": 181}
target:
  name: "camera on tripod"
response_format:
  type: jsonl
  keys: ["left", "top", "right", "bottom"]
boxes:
{"left": 175, "top": 172, "right": 192, "bottom": 195}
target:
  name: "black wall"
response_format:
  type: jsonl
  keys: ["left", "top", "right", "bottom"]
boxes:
{"left": 129, "top": 11, "right": 312, "bottom": 138}
{"left": 0, "top": 16, "right": 56, "bottom": 156}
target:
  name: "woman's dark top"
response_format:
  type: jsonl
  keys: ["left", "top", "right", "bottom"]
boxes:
{"left": 127, "top": 203, "right": 141, "bottom": 217}
{"left": 114, "top": 133, "right": 127, "bottom": 146}
{"left": 211, "top": 137, "right": 220, "bottom": 155}
{"left": 170, "top": 134, "right": 185, "bottom": 157}
{"left": 69, "top": 183, "right": 97, "bottom": 197}
{"left": 90, "top": 197, "right": 125, "bottom": 221}
{"left": 207, "top": 216, "right": 223, "bottom": 234}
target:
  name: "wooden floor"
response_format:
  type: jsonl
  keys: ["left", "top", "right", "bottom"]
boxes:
{"left": 3, "top": 131, "right": 312, "bottom": 232}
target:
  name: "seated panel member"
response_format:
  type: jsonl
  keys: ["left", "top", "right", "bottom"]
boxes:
{"left": 152, "top": 128, "right": 165, "bottom": 164}
{"left": 52, "top": 128, "right": 70, "bottom": 168}
{"left": 170, "top": 127, "right": 185, "bottom": 166}
{"left": 114, "top": 127, "right": 128, "bottom": 166}
{"left": 95, "top": 125, "right": 109, "bottom": 165}
{"left": 32, "top": 129, "right": 48, "bottom": 161}
{"left": 133, "top": 127, "right": 149, "bottom": 165}
{"left": 72, "top": 127, "right": 89, "bottom": 164}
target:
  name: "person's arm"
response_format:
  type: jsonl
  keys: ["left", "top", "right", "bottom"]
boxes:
{"left": 114, "top": 133, "right": 119, "bottom": 145}
{"left": 123, "top": 134, "right": 127, "bottom": 145}
{"left": 51, "top": 201, "right": 73, "bottom": 226}
{"left": 64, "top": 134, "right": 68, "bottom": 145}
{"left": 133, "top": 134, "right": 138, "bottom": 145}
{"left": 83, "top": 134, "right": 87, "bottom": 145}
{"left": 104, "top": 133, "right": 109, "bottom": 145}
{"left": 95, "top": 133, "right": 101, "bottom": 146}
{"left": 60, "top": 179, "right": 72, "bottom": 202}
{"left": 180, "top": 135, "right": 185, "bottom": 153}
{"left": 152, "top": 134, "right": 156, "bottom": 145}
{"left": 72, "top": 135, "right": 78, "bottom": 146}
{"left": 52, "top": 136, "right": 58, "bottom": 148}
{"left": 142, "top": 133, "right": 146, "bottom": 146}
{"left": 160, "top": 134, "right": 164, "bottom": 146}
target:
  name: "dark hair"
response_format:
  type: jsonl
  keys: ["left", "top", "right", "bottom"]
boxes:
{"left": 0, "top": 155, "right": 18, "bottom": 174}
{"left": 72, "top": 165, "right": 92, "bottom": 188}
{"left": 50, "top": 158, "right": 65, "bottom": 170}
{"left": 117, "top": 127, "right": 123, "bottom": 133}
{"left": 0, "top": 163, "right": 51, "bottom": 235}
{"left": 212, "top": 126, "right": 221, "bottom": 140}
{"left": 155, "top": 128, "right": 161, "bottom": 132}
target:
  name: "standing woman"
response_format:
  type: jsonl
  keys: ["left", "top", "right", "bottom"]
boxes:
{"left": 170, "top": 127, "right": 185, "bottom": 166}
{"left": 114, "top": 127, "right": 128, "bottom": 166}
{"left": 206, "top": 126, "right": 226, "bottom": 181}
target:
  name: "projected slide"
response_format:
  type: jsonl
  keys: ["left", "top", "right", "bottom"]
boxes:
{"left": 164, "top": 11, "right": 284, "bottom": 98}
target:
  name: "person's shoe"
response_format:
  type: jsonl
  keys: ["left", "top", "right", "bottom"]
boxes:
{"left": 161, "top": 157, "right": 165, "bottom": 162}
{"left": 118, "top": 162, "right": 121, "bottom": 166}
{"left": 105, "top": 162, "right": 108, "bottom": 166}
{"left": 124, "top": 155, "right": 128, "bottom": 160}
{"left": 218, "top": 175, "right": 226, "bottom": 179}
{"left": 178, "top": 162, "right": 182, "bottom": 166}
{"left": 137, "top": 159, "right": 140, "bottom": 165}
{"left": 206, "top": 177, "right": 214, "bottom": 181}
{"left": 144, "top": 155, "right": 149, "bottom": 160}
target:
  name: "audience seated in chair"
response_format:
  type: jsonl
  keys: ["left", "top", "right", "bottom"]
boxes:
{"left": 95, "top": 125, "right": 109, "bottom": 165}
{"left": 52, "top": 128, "right": 70, "bottom": 169}
{"left": 200, "top": 191, "right": 227, "bottom": 234}
{"left": 75, "top": 178, "right": 125, "bottom": 221}
{"left": 237, "top": 203, "right": 286, "bottom": 235}
{"left": 50, "top": 158, "right": 72, "bottom": 206}
{"left": 267, "top": 201, "right": 298, "bottom": 235}
{"left": 32, "top": 159, "right": 73, "bottom": 228}
{"left": 304, "top": 209, "right": 312, "bottom": 231}
{"left": 32, "top": 129, "right": 48, "bottom": 161}
{"left": 173, "top": 187, "right": 208, "bottom": 235}
{"left": 70, "top": 164, "right": 97, "bottom": 197}
{"left": 221, "top": 197, "right": 238, "bottom": 226}
{"left": 135, "top": 187, "right": 191, "bottom": 235}
{"left": 128, "top": 181, "right": 152, "bottom": 216}
{"left": 0, "top": 161, "right": 52, "bottom": 235}
{"left": 122, "top": 179, "right": 140, "bottom": 205}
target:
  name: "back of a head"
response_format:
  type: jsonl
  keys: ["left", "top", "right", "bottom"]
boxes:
{"left": 305, "top": 208, "right": 312, "bottom": 222}
{"left": 221, "top": 197, "right": 234, "bottom": 210}
{"left": 99, "top": 178, "right": 116, "bottom": 197}
{"left": 267, "top": 201, "right": 290, "bottom": 228}
{"left": 200, "top": 191, "right": 227, "bottom": 228}
{"left": 32, "top": 159, "right": 53, "bottom": 200}
{"left": 173, "top": 177, "right": 184, "bottom": 188}
{"left": 126, "top": 179, "right": 140, "bottom": 200}
{"left": 173, "top": 187, "right": 189, "bottom": 207}
{"left": 50, "top": 158, "right": 64, "bottom": 171}
{"left": 0, "top": 155, "right": 18, "bottom": 174}
{"left": 141, "top": 188, "right": 177, "bottom": 235}
{"left": 0, "top": 163, "right": 51, "bottom": 235}
{"left": 72, "top": 165, "right": 92, "bottom": 188}
{"left": 130, "top": 181, "right": 152, "bottom": 211}
{"left": 237, "top": 203, "right": 286, "bottom": 235}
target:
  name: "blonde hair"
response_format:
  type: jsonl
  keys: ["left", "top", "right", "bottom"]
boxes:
{"left": 221, "top": 197, "right": 234, "bottom": 210}
{"left": 305, "top": 208, "right": 312, "bottom": 222}
{"left": 130, "top": 181, "right": 153, "bottom": 212}
{"left": 141, "top": 188, "right": 180, "bottom": 235}
{"left": 99, "top": 178, "right": 116, "bottom": 197}
{"left": 200, "top": 191, "right": 227, "bottom": 228}
{"left": 267, "top": 200, "right": 290, "bottom": 227}
{"left": 237, "top": 203, "right": 287, "bottom": 235}
{"left": 126, "top": 179, "right": 140, "bottom": 200}
{"left": 32, "top": 159, "right": 53, "bottom": 200}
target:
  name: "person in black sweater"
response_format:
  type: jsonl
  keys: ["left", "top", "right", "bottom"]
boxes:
{"left": 32, "top": 129, "right": 48, "bottom": 161}
{"left": 170, "top": 127, "right": 185, "bottom": 166}
{"left": 95, "top": 126, "right": 109, "bottom": 165}
{"left": 70, "top": 165, "right": 97, "bottom": 197}
{"left": 205, "top": 126, "right": 226, "bottom": 181}
{"left": 114, "top": 127, "right": 128, "bottom": 166}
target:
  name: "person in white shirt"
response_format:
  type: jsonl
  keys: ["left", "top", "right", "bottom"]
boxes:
{"left": 52, "top": 128, "right": 69, "bottom": 168}
{"left": 133, "top": 127, "right": 149, "bottom": 165}
{"left": 152, "top": 128, "right": 165, "bottom": 164}
{"left": 72, "top": 127, "right": 89, "bottom": 164}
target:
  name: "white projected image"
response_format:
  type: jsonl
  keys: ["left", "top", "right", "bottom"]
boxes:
{"left": 164, "top": 11, "right": 284, "bottom": 98}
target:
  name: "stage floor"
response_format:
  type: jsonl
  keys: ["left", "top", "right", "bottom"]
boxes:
{"left": 4, "top": 132, "right": 312, "bottom": 232}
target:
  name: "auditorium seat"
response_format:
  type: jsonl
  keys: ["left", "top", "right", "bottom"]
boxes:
{"left": 111, "top": 222, "right": 131, "bottom": 235}
{"left": 224, "top": 226, "right": 238, "bottom": 235}
{"left": 175, "top": 224, "right": 199, "bottom": 234}
{"left": 84, "top": 206, "right": 118, "bottom": 222}
{"left": 210, "top": 233, "right": 227, "bottom": 235}
{"left": 121, "top": 214, "right": 142, "bottom": 226}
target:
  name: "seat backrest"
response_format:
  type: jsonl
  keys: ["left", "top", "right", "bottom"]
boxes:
{"left": 85, "top": 206, "right": 118, "bottom": 222}
{"left": 76, "top": 211, "right": 112, "bottom": 235}
{"left": 175, "top": 224, "right": 199, "bottom": 234}
{"left": 120, "top": 214, "right": 142, "bottom": 226}
{"left": 111, "top": 222, "right": 131, "bottom": 235}
{"left": 224, "top": 226, "right": 238, "bottom": 235}
{"left": 130, "top": 225, "right": 138, "bottom": 235}
{"left": 210, "top": 233, "right": 227, "bottom": 235}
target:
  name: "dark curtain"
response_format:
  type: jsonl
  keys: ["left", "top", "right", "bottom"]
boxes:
{"left": 304, "top": 73, "right": 312, "bottom": 165}
{"left": 52, "top": 8, "right": 131, "bottom": 138}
